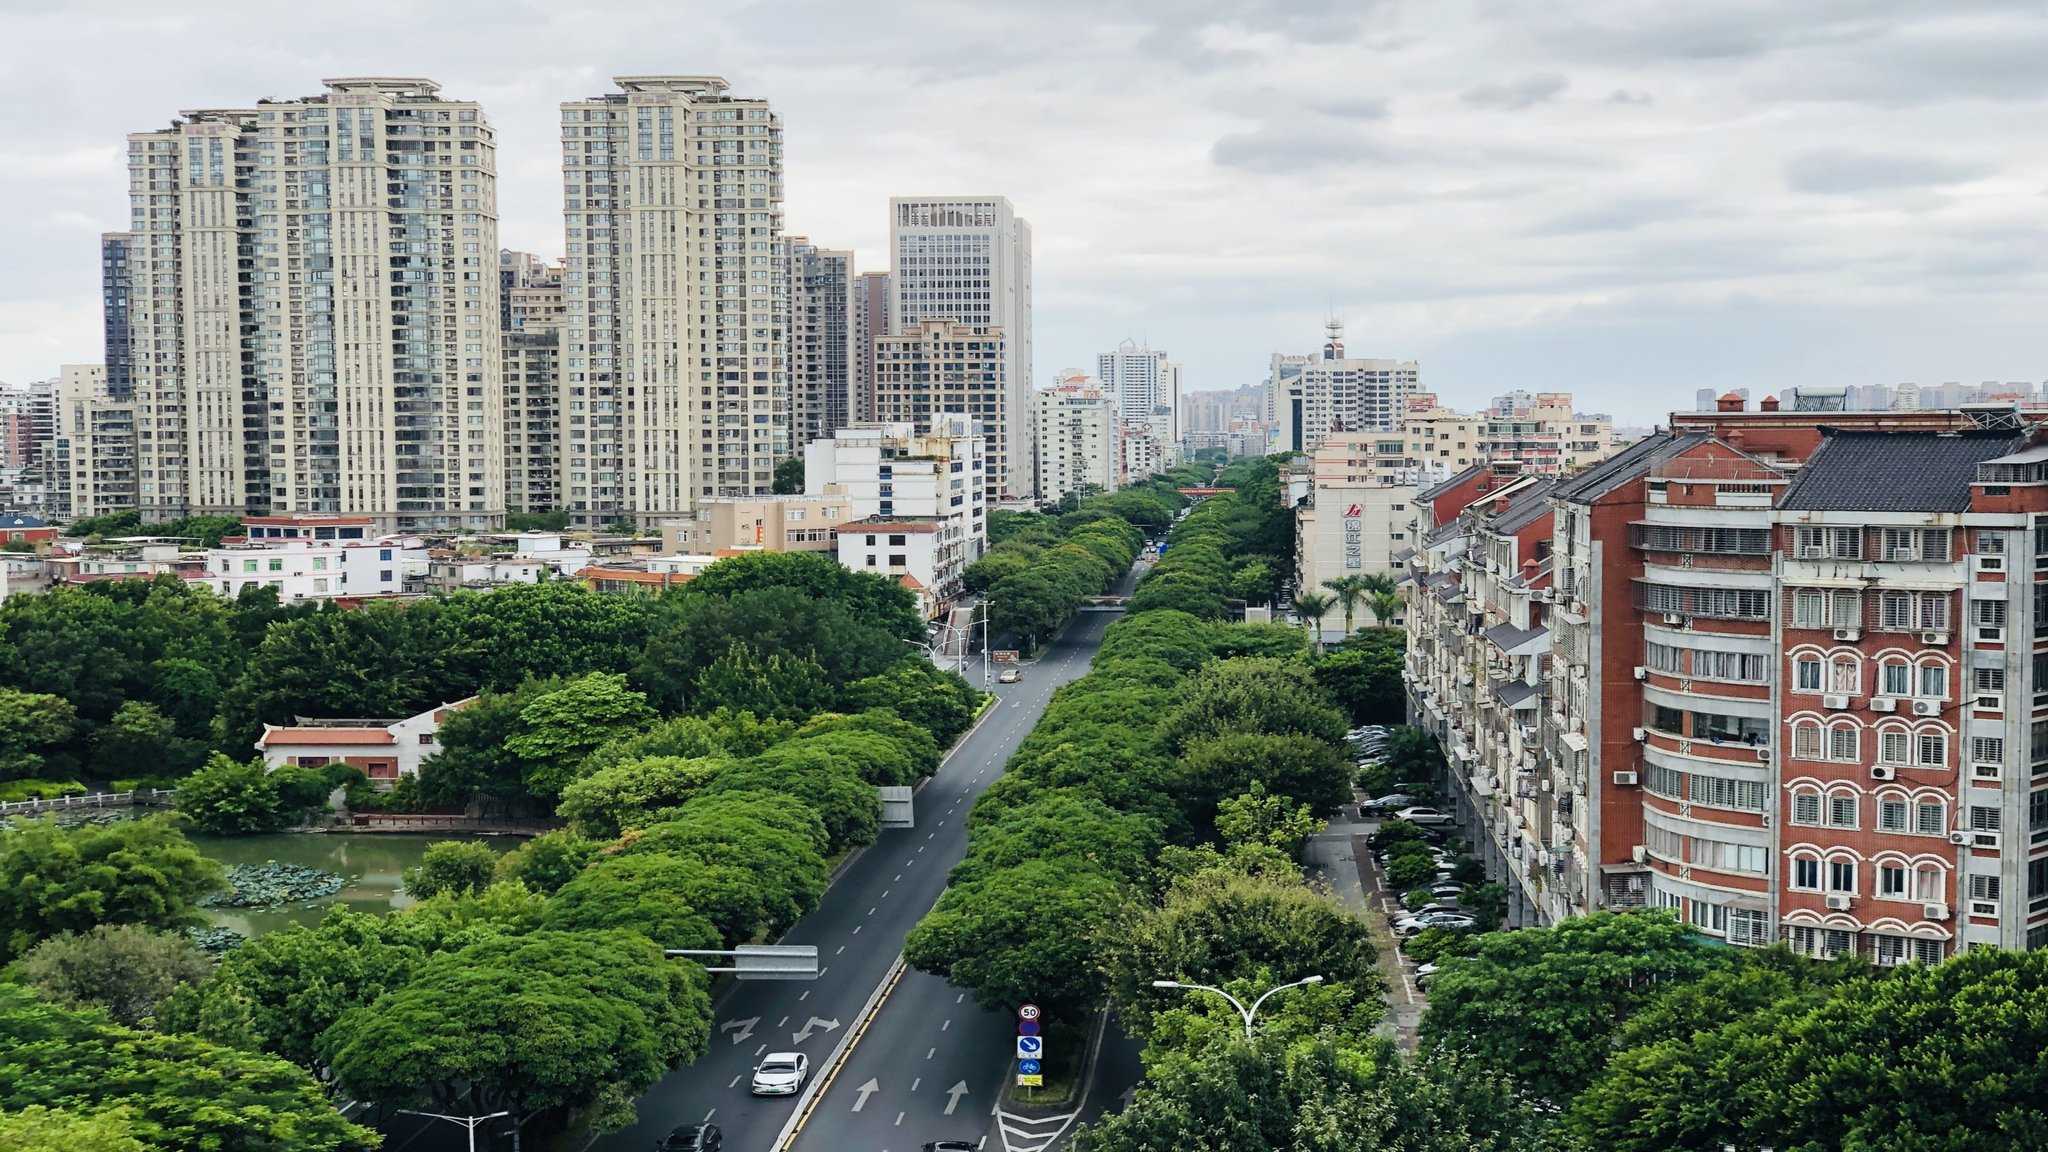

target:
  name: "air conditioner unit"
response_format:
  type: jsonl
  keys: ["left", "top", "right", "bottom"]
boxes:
{"left": 1911, "top": 699, "right": 1941, "bottom": 717}
{"left": 1759, "top": 812, "right": 1772, "bottom": 827}
{"left": 1632, "top": 666, "right": 1647, "bottom": 681}
{"left": 1948, "top": 830, "right": 1971, "bottom": 845}
{"left": 1612, "top": 770, "right": 1638, "bottom": 786}
{"left": 1921, "top": 631, "right": 1950, "bottom": 646}
{"left": 1833, "top": 628, "right": 1862, "bottom": 642}
{"left": 1923, "top": 903, "right": 1951, "bottom": 922}
{"left": 1663, "top": 613, "right": 1684, "bottom": 625}
{"left": 1632, "top": 727, "right": 1646, "bottom": 741}
{"left": 1974, "top": 831, "right": 2001, "bottom": 850}
{"left": 1868, "top": 697, "right": 1897, "bottom": 713}
{"left": 1755, "top": 747, "right": 1771, "bottom": 762}
{"left": 1823, "top": 693, "right": 1850, "bottom": 710}
{"left": 1825, "top": 893, "right": 1853, "bottom": 911}
{"left": 1871, "top": 765, "right": 1897, "bottom": 781}
{"left": 1630, "top": 845, "right": 1648, "bottom": 864}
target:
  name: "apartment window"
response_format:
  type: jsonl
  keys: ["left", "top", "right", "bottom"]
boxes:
{"left": 1831, "top": 656, "right": 1860, "bottom": 694}
{"left": 1917, "top": 730, "right": 1948, "bottom": 767}
{"left": 1792, "top": 589, "right": 1860, "bottom": 629}
{"left": 1881, "top": 591, "right": 1914, "bottom": 630}
{"left": 1920, "top": 595, "right": 1951, "bottom": 632}
{"left": 1828, "top": 792, "right": 1859, "bottom": 827}
{"left": 1879, "top": 797, "right": 1909, "bottom": 831}
{"left": 1691, "top": 773, "right": 1767, "bottom": 812}
{"left": 1795, "top": 656, "right": 1824, "bottom": 692}
{"left": 1880, "top": 864, "right": 1908, "bottom": 898}
{"left": 1974, "top": 667, "right": 2006, "bottom": 695}
{"left": 1792, "top": 856, "right": 1821, "bottom": 890}
{"left": 1970, "top": 805, "right": 2001, "bottom": 833}
{"left": 1882, "top": 528, "right": 1921, "bottom": 561}
{"left": 1828, "top": 725, "right": 1859, "bottom": 762}
{"left": 1970, "top": 874, "right": 2001, "bottom": 903}
{"left": 1914, "top": 864, "right": 1945, "bottom": 902}
{"left": 1729, "top": 908, "right": 1770, "bottom": 947}
{"left": 1976, "top": 599, "right": 2007, "bottom": 637}
{"left": 1972, "top": 736, "right": 2005, "bottom": 765}
{"left": 1792, "top": 789, "right": 1823, "bottom": 825}
{"left": 1796, "top": 527, "right": 1861, "bottom": 559}
{"left": 1828, "top": 859, "right": 1858, "bottom": 893}
{"left": 1916, "top": 801, "right": 1947, "bottom": 837}
{"left": 1918, "top": 662, "right": 1947, "bottom": 699}
{"left": 1792, "top": 722, "right": 1824, "bottom": 761}
{"left": 1881, "top": 661, "right": 1911, "bottom": 697}
{"left": 1880, "top": 729, "right": 1910, "bottom": 765}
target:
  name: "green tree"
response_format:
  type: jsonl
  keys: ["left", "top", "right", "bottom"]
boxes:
{"left": 635, "top": 587, "right": 911, "bottom": 713}
{"left": 617, "top": 793, "right": 830, "bottom": 936}
{"left": 1289, "top": 591, "right": 1333, "bottom": 654}
{"left": 0, "top": 1105, "right": 147, "bottom": 1152}
{"left": 544, "top": 856, "right": 722, "bottom": 951}
{"left": 0, "top": 687, "right": 77, "bottom": 780}
{"left": 1215, "top": 783, "right": 1320, "bottom": 857}
{"left": 402, "top": 839, "right": 502, "bottom": 900}
{"left": 0, "top": 984, "right": 378, "bottom": 1152}
{"left": 1227, "top": 559, "right": 1273, "bottom": 606}
{"left": 1322, "top": 575, "right": 1368, "bottom": 639}
{"left": 988, "top": 569, "right": 1073, "bottom": 651}
{"left": 90, "top": 700, "right": 199, "bottom": 780}
{"left": 504, "top": 510, "right": 571, "bottom": 531}
{"left": 905, "top": 858, "right": 1125, "bottom": 1021}
{"left": 1368, "top": 589, "right": 1402, "bottom": 628}
{"left": 1313, "top": 635, "right": 1406, "bottom": 726}
{"left": 17, "top": 924, "right": 210, "bottom": 1027}
{"left": 558, "top": 754, "right": 732, "bottom": 838}
{"left": 772, "top": 456, "right": 804, "bottom": 495}
{"left": 690, "top": 643, "right": 834, "bottom": 721}
{"left": 678, "top": 550, "right": 922, "bottom": 639}
{"left": 504, "top": 673, "right": 655, "bottom": 802}
{"left": 1420, "top": 911, "right": 1728, "bottom": 1104}
{"left": 1174, "top": 732, "right": 1351, "bottom": 822}
{"left": 412, "top": 683, "right": 540, "bottom": 811}
{"left": 321, "top": 930, "right": 711, "bottom": 1137}
{"left": 951, "top": 789, "right": 1165, "bottom": 887}
{"left": 713, "top": 745, "right": 879, "bottom": 852}
{"left": 173, "top": 753, "right": 288, "bottom": 835}
{"left": 1378, "top": 726, "right": 1443, "bottom": 786}
{"left": 797, "top": 709, "right": 942, "bottom": 777}
{"left": 843, "top": 661, "right": 980, "bottom": 745}
{"left": 1159, "top": 658, "right": 1347, "bottom": 754}
{"left": 494, "top": 829, "right": 599, "bottom": 895}
{"left": 0, "top": 816, "right": 221, "bottom": 962}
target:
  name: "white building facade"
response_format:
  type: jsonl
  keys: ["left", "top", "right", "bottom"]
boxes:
{"left": 1033, "top": 374, "right": 1117, "bottom": 502}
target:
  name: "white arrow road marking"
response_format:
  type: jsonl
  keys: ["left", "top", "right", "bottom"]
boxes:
{"left": 720, "top": 1017, "right": 758, "bottom": 1045}
{"left": 997, "top": 1110, "right": 1081, "bottom": 1152}
{"left": 792, "top": 1016, "right": 842, "bottom": 1044}
{"left": 850, "top": 1078, "right": 880, "bottom": 1112}
{"left": 944, "top": 1080, "right": 970, "bottom": 1116}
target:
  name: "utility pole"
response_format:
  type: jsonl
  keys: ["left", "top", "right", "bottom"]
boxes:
{"left": 396, "top": 1109, "right": 510, "bottom": 1152}
{"left": 982, "top": 597, "right": 992, "bottom": 688}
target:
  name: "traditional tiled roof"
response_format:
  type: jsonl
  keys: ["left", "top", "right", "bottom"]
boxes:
{"left": 1552, "top": 431, "right": 1705, "bottom": 504}
{"left": 1417, "top": 463, "right": 1488, "bottom": 504}
{"left": 258, "top": 728, "right": 395, "bottom": 747}
{"left": 1779, "top": 430, "right": 2027, "bottom": 513}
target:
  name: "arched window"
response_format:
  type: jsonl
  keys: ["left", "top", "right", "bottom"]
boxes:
{"left": 1792, "top": 720, "right": 1824, "bottom": 761}
{"left": 1793, "top": 653, "right": 1824, "bottom": 693}
{"left": 1876, "top": 723, "right": 1910, "bottom": 765}
{"left": 1915, "top": 658, "right": 1948, "bottom": 700}
{"left": 1875, "top": 790, "right": 1910, "bottom": 831}
{"left": 1790, "top": 784, "right": 1823, "bottom": 826}
{"left": 1911, "top": 861, "right": 1946, "bottom": 902}
{"left": 1913, "top": 725, "right": 1948, "bottom": 769}
{"left": 1829, "top": 653, "right": 1860, "bottom": 695}
{"left": 1825, "top": 786, "right": 1860, "bottom": 829}
{"left": 1789, "top": 849, "right": 1823, "bottom": 890}
{"left": 1878, "top": 658, "right": 1912, "bottom": 698}
{"left": 1912, "top": 794, "right": 1947, "bottom": 837}
{"left": 1827, "top": 721, "right": 1860, "bottom": 762}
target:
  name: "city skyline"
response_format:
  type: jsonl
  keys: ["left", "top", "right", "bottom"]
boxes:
{"left": 9, "top": 3, "right": 2048, "bottom": 423}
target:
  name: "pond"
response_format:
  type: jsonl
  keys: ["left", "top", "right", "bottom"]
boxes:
{"left": 190, "top": 832, "right": 520, "bottom": 937}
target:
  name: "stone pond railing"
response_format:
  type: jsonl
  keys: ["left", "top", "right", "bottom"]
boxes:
{"left": 0, "top": 788, "right": 177, "bottom": 817}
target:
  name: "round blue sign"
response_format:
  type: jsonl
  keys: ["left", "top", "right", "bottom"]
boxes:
{"left": 1017, "top": 1020, "right": 1041, "bottom": 1037}
{"left": 1017, "top": 1036, "right": 1043, "bottom": 1055}
{"left": 1018, "top": 1058, "right": 1042, "bottom": 1075}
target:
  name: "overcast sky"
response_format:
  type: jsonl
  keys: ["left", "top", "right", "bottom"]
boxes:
{"left": 5, "top": 0, "right": 2047, "bottom": 422}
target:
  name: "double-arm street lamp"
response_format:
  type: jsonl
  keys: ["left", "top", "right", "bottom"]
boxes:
{"left": 1150, "top": 975, "right": 1325, "bottom": 1041}
{"left": 396, "top": 1109, "right": 510, "bottom": 1152}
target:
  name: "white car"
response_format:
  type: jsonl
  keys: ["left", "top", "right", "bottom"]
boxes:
{"left": 1414, "top": 962, "right": 1441, "bottom": 987}
{"left": 1394, "top": 911, "right": 1478, "bottom": 936}
{"left": 1394, "top": 806, "right": 1454, "bottom": 827}
{"left": 998, "top": 668, "right": 1022, "bottom": 684}
{"left": 751, "top": 1052, "right": 809, "bottom": 1096}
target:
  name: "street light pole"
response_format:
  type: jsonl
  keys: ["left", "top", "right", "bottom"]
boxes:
{"left": 981, "top": 596, "right": 992, "bottom": 688}
{"left": 1150, "top": 975, "right": 1324, "bottom": 1041}
{"left": 396, "top": 1109, "right": 510, "bottom": 1152}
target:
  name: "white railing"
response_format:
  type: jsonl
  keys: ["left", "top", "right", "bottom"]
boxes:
{"left": 0, "top": 788, "right": 176, "bottom": 816}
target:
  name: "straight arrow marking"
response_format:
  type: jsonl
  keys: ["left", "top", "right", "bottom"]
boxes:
{"left": 944, "top": 1080, "right": 970, "bottom": 1116}
{"left": 851, "top": 1078, "right": 880, "bottom": 1113}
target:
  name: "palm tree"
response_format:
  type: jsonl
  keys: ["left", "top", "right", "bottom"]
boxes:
{"left": 1323, "top": 575, "right": 1368, "bottom": 640}
{"left": 1291, "top": 591, "right": 1334, "bottom": 654}
{"left": 1369, "top": 589, "right": 1403, "bottom": 628}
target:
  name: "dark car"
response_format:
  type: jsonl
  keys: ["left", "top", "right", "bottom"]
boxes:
{"left": 922, "top": 1143, "right": 979, "bottom": 1152}
{"left": 658, "top": 1124, "right": 722, "bottom": 1151}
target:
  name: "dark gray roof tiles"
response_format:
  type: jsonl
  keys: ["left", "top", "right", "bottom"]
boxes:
{"left": 1418, "top": 463, "right": 1489, "bottom": 504}
{"left": 1552, "top": 431, "right": 1705, "bottom": 504}
{"left": 1779, "top": 430, "right": 2027, "bottom": 513}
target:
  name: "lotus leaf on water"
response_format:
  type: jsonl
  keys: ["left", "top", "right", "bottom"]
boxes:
{"left": 199, "top": 861, "right": 346, "bottom": 909}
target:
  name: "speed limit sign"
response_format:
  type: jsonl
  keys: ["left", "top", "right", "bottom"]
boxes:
{"left": 1017, "top": 1003, "right": 1040, "bottom": 1022}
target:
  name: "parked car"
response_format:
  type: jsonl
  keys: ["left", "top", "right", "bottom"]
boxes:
{"left": 1394, "top": 911, "right": 1478, "bottom": 936}
{"left": 1394, "top": 806, "right": 1453, "bottom": 827}
{"left": 1430, "top": 882, "right": 1464, "bottom": 899}
{"left": 1414, "top": 962, "right": 1441, "bottom": 987}
{"left": 998, "top": 668, "right": 1021, "bottom": 684}
{"left": 658, "top": 1125, "right": 722, "bottom": 1151}
{"left": 1361, "top": 793, "right": 1415, "bottom": 813}
{"left": 923, "top": 1143, "right": 980, "bottom": 1152}
{"left": 750, "top": 1052, "right": 809, "bottom": 1096}
{"left": 1408, "top": 901, "right": 1462, "bottom": 916}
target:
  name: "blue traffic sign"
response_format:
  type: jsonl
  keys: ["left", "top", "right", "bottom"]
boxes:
{"left": 1018, "top": 1058, "right": 1042, "bottom": 1075}
{"left": 1016, "top": 1035, "right": 1043, "bottom": 1058}
{"left": 1017, "top": 1020, "right": 1040, "bottom": 1037}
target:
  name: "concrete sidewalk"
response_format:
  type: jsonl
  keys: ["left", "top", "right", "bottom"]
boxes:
{"left": 1306, "top": 804, "right": 1423, "bottom": 1050}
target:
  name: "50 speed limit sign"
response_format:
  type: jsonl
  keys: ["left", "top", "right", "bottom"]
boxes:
{"left": 1017, "top": 1003, "right": 1041, "bottom": 1022}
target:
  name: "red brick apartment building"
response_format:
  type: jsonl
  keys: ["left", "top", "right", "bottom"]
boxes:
{"left": 1406, "top": 396, "right": 2048, "bottom": 959}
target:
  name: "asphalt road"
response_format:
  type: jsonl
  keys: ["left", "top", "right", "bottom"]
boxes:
{"left": 580, "top": 606, "right": 1119, "bottom": 1152}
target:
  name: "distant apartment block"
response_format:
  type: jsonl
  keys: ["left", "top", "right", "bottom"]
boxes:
{"left": 49, "top": 365, "right": 135, "bottom": 522}
{"left": 890, "top": 196, "right": 1032, "bottom": 499}
{"left": 852, "top": 270, "right": 892, "bottom": 423}
{"left": 787, "top": 238, "right": 856, "bottom": 447}
{"left": 501, "top": 251, "right": 564, "bottom": 516}
{"left": 871, "top": 321, "right": 1011, "bottom": 502}
{"left": 660, "top": 492, "right": 855, "bottom": 554}
{"left": 1269, "top": 320, "right": 1420, "bottom": 452}
{"left": 561, "top": 76, "right": 786, "bottom": 526}
{"left": 121, "top": 77, "right": 502, "bottom": 530}
{"left": 806, "top": 415, "right": 985, "bottom": 605}
{"left": 1033, "top": 373, "right": 1117, "bottom": 503}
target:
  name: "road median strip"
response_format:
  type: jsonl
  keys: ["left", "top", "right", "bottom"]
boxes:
{"left": 773, "top": 953, "right": 908, "bottom": 1150}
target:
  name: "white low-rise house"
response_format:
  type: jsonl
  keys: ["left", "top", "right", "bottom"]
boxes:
{"left": 201, "top": 516, "right": 427, "bottom": 602}
{"left": 254, "top": 698, "right": 476, "bottom": 788}
{"left": 834, "top": 515, "right": 955, "bottom": 598}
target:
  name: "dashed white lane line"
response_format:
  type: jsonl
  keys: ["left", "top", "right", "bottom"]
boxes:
{"left": 926, "top": 1047, "right": 936, "bottom": 1060}
{"left": 836, "top": 945, "right": 846, "bottom": 955}
{"left": 754, "top": 1044, "right": 766, "bottom": 1056}
{"left": 777, "top": 1016, "right": 789, "bottom": 1027}
{"left": 911, "top": 1077, "right": 922, "bottom": 1092}
{"left": 728, "top": 1074, "right": 742, "bottom": 1089}
{"left": 941, "top": 1018, "right": 952, "bottom": 1031}
{"left": 853, "top": 925, "right": 862, "bottom": 934}
{"left": 867, "top": 906, "right": 877, "bottom": 917}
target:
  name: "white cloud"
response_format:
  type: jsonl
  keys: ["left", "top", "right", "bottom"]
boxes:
{"left": 2, "top": 1, "right": 2047, "bottom": 420}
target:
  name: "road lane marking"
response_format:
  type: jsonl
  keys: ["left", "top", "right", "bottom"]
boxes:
{"left": 895, "top": 874, "right": 902, "bottom": 882}
{"left": 836, "top": 945, "right": 846, "bottom": 955}
{"left": 778, "top": 1016, "right": 789, "bottom": 1028}
{"left": 926, "top": 1047, "right": 936, "bottom": 1060}
{"left": 941, "top": 1018, "right": 951, "bottom": 1031}
{"left": 868, "top": 907, "right": 877, "bottom": 917}
{"left": 882, "top": 890, "right": 890, "bottom": 899}
{"left": 853, "top": 925, "right": 861, "bottom": 934}
{"left": 955, "top": 992, "right": 964, "bottom": 1003}
{"left": 756, "top": 1044, "right": 767, "bottom": 1056}
{"left": 911, "top": 1077, "right": 921, "bottom": 1092}
{"left": 800, "top": 989, "right": 811, "bottom": 1001}
{"left": 894, "top": 1111, "right": 905, "bottom": 1126}
{"left": 728, "top": 1074, "right": 742, "bottom": 1088}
